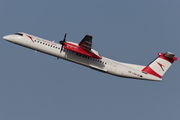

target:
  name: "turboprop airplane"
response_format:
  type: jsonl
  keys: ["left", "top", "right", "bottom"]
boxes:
{"left": 3, "top": 32, "right": 177, "bottom": 81}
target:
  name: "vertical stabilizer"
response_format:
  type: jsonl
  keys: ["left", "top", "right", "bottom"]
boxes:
{"left": 142, "top": 52, "right": 177, "bottom": 78}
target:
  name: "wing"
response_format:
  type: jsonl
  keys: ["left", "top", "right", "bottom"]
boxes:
{"left": 64, "top": 35, "right": 101, "bottom": 59}
{"left": 79, "top": 35, "right": 92, "bottom": 51}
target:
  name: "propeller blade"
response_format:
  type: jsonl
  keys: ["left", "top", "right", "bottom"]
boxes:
{"left": 59, "top": 33, "right": 67, "bottom": 53}
{"left": 60, "top": 45, "right": 63, "bottom": 53}
{"left": 63, "top": 33, "right": 67, "bottom": 42}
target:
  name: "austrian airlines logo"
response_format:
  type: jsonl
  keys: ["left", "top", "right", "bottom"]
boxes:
{"left": 157, "top": 62, "right": 165, "bottom": 71}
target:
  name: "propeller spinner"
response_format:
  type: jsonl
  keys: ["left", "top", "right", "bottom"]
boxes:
{"left": 59, "top": 33, "right": 67, "bottom": 52}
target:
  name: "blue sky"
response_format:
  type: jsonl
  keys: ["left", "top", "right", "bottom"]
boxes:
{"left": 0, "top": 0, "right": 180, "bottom": 120}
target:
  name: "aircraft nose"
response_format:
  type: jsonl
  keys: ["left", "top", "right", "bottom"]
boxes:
{"left": 3, "top": 35, "right": 12, "bottom": 41}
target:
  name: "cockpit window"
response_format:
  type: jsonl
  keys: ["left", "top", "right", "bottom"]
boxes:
{"left": 14, "top": 33, "right": 23, "bottom": 36}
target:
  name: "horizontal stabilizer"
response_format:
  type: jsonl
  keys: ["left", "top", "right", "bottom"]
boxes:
{"left": 163, "top": 52, "right": 177, "bottom": 61}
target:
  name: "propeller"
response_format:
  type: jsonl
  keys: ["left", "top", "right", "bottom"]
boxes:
{"left": 59, "top": 33, "right": 67, "bottom": 53}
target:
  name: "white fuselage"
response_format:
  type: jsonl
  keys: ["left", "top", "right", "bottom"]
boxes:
{"left": 3, "top": 33, "right": 162, "bottom": 81}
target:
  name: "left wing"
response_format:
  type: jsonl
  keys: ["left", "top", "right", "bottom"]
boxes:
{"left": 79, "top": 35, "right": 92, "bottom": 51}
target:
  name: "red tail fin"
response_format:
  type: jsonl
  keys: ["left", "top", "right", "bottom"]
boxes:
{"left": 142, "top": 52, "right": 177, "bottom": 78}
